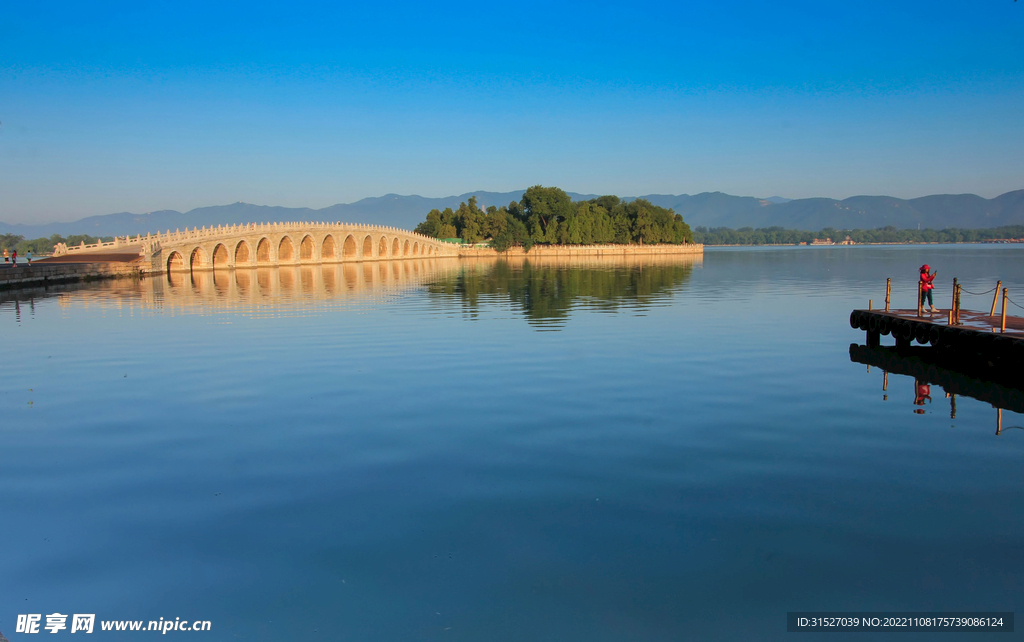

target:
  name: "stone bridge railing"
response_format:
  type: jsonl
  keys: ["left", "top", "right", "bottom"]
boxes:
{"left": 53, "top": 221, "right": 462, "bottom": 273}
{"left": 54, "top": 222, "right": 454, "bottom": 257}
{"left": 53, "top": 235, "right": 158, "bottom": 256}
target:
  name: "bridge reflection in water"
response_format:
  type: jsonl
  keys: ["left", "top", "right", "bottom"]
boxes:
{"left": 159, "top": 259, "right": 458, "bottom": 311}
{"left": 20, "top": 258, "right": 461, "bottom": 317}
{"left": 16, "top": 253, "right": 701, "bottom": 325}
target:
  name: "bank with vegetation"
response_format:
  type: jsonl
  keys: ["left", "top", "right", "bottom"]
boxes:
{"left": 414, "top": 186, "right": 694, "bottom": 252}
{"left": 1, "top": 233, "right": 114, "bottom": 257}
{"left": 693, "top": 225, "right": 1024, "bottom": 246}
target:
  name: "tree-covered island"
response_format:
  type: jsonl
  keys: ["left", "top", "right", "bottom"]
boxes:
{"left": 414, "top": 185, "right": 693, "bottom": 252}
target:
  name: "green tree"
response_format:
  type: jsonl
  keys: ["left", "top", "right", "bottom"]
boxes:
{"left": 1, "top": 233, "right": 24, "bottom": 252}
{"left": 490, "top": 212, "right": 533, "bottom": 252}
{"left": 483, "top": 206, "right": 509, "bottom": 239}
{"left": 415, "top": 209, "right": 444, "bottom": 238}
{"left": 632, "top": 202, "right": 657, "bottom": 244}
{"left": 520, "top": 185, "right": 575, "bottom": 243}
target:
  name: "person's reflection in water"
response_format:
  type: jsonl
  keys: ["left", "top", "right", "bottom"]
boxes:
{"left": 914, "top": 379, "right": 932, "bottom": 414}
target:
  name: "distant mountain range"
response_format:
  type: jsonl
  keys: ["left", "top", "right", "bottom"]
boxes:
{"left": 2, "top": 189, "right": 1023, "bottom": 239}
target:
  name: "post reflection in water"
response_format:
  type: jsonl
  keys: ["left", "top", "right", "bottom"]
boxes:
{"left": 850, "top": 343, "right": 1024, "bottom": 434}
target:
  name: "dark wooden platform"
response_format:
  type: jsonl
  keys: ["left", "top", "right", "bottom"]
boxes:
{"left": 852, "top": 309, "right": 1024, "bottom": 343}
{"left": 850, "top": 308, "right": 1023, "bottom": 388}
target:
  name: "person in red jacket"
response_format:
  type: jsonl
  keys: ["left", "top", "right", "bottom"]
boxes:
{"left": 919, "top": 264, "right": 938, "bottom": 313}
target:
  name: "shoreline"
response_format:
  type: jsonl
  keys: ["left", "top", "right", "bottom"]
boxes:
{"left": 458, "top": 243, "right": 703, "bottom": 258}
{"left": 0, "top": 262, "right": 143, "bottom": 290}
{"left": 2, "top": 240, "right": 1018, "bottom": 292}
{"left": 704, "top": 240, "right": 1024, "bottom": 248}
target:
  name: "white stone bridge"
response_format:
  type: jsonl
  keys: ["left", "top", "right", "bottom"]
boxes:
{"left": 53, "top": 222, "right": 460, "bottom": 274}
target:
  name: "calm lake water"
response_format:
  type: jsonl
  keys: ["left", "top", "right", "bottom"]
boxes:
{"left": 2, "top": 245, "right": 1023, "bottom": 641}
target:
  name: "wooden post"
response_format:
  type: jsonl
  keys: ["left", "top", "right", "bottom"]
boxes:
{"left": 948, "top": 310, "right": 953, "bottom": 325}
{"left": 885, "top": 278, "right": 891, "bottom": 312}
{"left": 1001, "top": 288, "right": 1008, "bottom": 333}
{"left": 883, "top": 371, "right": 888, "bottom": 392}
{"left": 869, "top": 299, "right": 872, "bottom": 310}
{"left": 950, "top": 278, "right": 958, "bottom": 322}
{"left": 997, "top": 408, "right": 1003, "bottom": 436}
{"left": 990, "top": 281, "right": 1002, "bottom": 316}
{"left": 917, "top": 282, "right": 923, "bottom": 317}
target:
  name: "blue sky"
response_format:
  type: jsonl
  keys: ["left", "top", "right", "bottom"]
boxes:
{"left": 1, "top": 0, "right": 1022, "bottom": 223}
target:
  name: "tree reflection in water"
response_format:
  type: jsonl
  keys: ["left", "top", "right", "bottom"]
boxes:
{"left": 426, "top": 255, "right": 699, "bottom": 329}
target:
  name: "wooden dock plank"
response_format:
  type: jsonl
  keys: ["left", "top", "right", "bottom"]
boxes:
{"left": 858, "top": 308, "right": 1024, "bottom": 336}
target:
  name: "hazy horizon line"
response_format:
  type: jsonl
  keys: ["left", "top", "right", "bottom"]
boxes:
{"left": 4, "top": 186, "right": 1023, "bottom": 228}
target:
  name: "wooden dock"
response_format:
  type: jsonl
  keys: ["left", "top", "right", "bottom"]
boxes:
{"left": 850, "top": 307, "right": 1023, "bottom": 389}
{"left": 851, "top": 307, "right": 1024, "bottom": 350}
{"left": 852, "top": 278, "right": 1022, "bottom": 347}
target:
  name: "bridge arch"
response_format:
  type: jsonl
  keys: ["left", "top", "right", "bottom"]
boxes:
{"left": 212, "top": 243, "right": 230, "bottom": 268}
{"left": 150, "top": 224, "right": 457, "bottom": 274}
{"left": 279, "top": 236, "right": 295, "bottom": 262}
{"left": 167, "top": 251, "right": 184, "bottom": 272}
{"left": 299, "top": 235, "right": 315, "bottom": 262}
{"left": 343, "top": 235, "right": 357, "bottom": 258}
{"left": 190, "top": 247, "right": 208, "bottom": 271}
{"left": 256, "top": 238, "right": 271, "bottom": 263}
{"left": 322, "top": 235, "right": 336, "bottom": 260}
{"left": 235, "top": 240, "right": 251, "bottom": 265}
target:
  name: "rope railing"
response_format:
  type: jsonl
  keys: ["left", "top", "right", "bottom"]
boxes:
{"left": 869, "top": 276, "right": 1021, "bottom": 334}
{"left": 958, "top": 286, "right": 999, "bottom": 296}
{"left": 876, "top": 277, "right": 1019, "bottom": 323}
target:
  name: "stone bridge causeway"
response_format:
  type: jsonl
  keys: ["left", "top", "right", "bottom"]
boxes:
{"left": 54, "top": 222, "right": 460, "bottom": 274}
